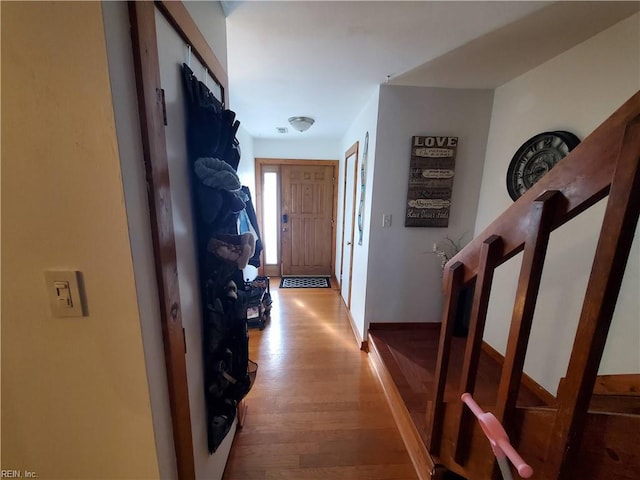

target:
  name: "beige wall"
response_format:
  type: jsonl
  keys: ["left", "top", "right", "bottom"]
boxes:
{"left": 1, "top": 2, "right": 159, "bottom": 477}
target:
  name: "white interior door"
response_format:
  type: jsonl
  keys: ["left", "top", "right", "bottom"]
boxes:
{"left": 154, "top": 7, "right": 235, "bottom": 476}
{"left": 341, "top": 151, "right": 357, "bottom": 307}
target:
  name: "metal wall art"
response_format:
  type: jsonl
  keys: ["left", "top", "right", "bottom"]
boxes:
{"left": 357, "top": 131, "right": 368, "bottom": 245}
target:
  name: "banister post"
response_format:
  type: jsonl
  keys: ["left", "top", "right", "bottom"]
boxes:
{"left": 426, "top": 261, "right": 465, "bottom": 454}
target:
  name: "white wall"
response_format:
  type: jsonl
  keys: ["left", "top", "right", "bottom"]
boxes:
{"left": 365, "top": 85, "right": 494, "bottom": 328}
{"left": 2, "top": 2, "right": 159, "bottom": 477}
{"left": 338, "top": 89, "right": 381, "bottom": 341}
{"left": 184, "top": 1, "right": 228, "bottom": 72}
{"left": 254, "top": 138, "right": 341, "bottom": 160}
{"left": 475, "top": 13, "right": 640, "bottom": 394}
{"left": 236, "top": 125, "right": 257, "bottom": 195}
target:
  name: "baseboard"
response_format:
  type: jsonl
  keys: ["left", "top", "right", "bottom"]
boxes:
{"left": 368, "top": 334, "right": 436, "bottom": 480}
{"left": 369, "top": 322, "right": 441, "bottom": 331}
{"left": 346, "top": 309, "right": 368, "bottom": 351}
{"left": 237, "top": 399, "right": 248, "bottom": 428}
{"left": 481, "top": 341, "right": 556, "bottom": 406}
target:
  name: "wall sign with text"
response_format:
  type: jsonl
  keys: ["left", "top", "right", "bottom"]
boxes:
{"left": 405, "top": 135, "right": 458, "bottom": 227}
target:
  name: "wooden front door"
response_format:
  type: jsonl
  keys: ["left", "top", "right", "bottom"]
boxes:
{"left": 281, "top": 164, "right": 335, "bottom": 276}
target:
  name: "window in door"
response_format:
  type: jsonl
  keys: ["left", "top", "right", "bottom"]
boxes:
{"left": 261, "top": 166, "right": 281, "bottom": 277}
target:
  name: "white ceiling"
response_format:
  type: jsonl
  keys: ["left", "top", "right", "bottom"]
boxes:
{"left": 224, "top": 1, "right": 639, "bottom": 140}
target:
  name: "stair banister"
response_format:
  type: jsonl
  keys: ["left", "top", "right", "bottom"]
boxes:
{"left": 542, "top": 113, "right": 640, "bottom": 479}
{"left": 446, "top": 91, "right": 640, "bottom": 286}
{"left": 426, "top": 90, "right": 640, "bottom": 480}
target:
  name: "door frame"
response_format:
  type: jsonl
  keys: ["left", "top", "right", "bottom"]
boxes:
{"left": 339, "top": 142, "right": 359, "bottom": 307}
{"left": 255, "top": 158, "right": 339, "bottom": 278}
{"left": 129, "top": 2, "right": 227, "bottom": 478}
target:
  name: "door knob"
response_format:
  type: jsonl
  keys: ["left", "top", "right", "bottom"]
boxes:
{"left": 282, "top": 227, "right": 288, "bottom": 232}
{"left": 346, "top": 241, "right": 352, "bottom": 245}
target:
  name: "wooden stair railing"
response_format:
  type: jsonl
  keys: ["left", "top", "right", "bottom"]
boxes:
{"left": 426, "top": 90, "right": 640, "bottom": 480}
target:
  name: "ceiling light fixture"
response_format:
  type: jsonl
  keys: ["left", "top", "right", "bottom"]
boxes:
{"left": 288, "top": 116, "right": 315, "bottom": 133}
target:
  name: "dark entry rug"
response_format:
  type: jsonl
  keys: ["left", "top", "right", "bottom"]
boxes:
{"left": 280, "top": 276, "right": 331, "bottom": 289}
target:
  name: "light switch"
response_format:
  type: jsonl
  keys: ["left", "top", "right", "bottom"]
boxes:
{"left": 45, "top": 271, "right": 85, "bottom": 317}
{"left": 54, "top": 281, "right": 73, "bottom": 307}
{"left": 382, "top": 214, "right": 392, "bottom": 227}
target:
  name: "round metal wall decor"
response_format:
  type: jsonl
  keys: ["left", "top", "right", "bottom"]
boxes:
{"left": 506, "top": 131, "right": 580, "bottom": 201}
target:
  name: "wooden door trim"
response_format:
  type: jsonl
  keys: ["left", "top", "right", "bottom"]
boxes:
{"left": 257, "top": 158, "right": 339, "bottom": 167}
{"left": 255, "top": 158, "right": 339, "bottom": 277}
{"left": 129, "top": 2, "right": 228, "bottom": 478}
{"left": 339, "top": 142, "right": 359, "bottom": 306}
{"left": 254, "top": 162, "right": 265, "bottom": 275}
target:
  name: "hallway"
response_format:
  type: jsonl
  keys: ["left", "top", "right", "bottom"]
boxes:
{"left": 223, "top": 280, "right": 418, "bottom": 479}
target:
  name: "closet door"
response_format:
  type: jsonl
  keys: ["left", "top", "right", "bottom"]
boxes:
{"left": 340, "top": 146, "right": 358, "bottom": 307}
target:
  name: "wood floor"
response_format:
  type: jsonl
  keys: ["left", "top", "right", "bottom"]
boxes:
{"left": 223, "top": 279, "right": 418, "bottom": 480}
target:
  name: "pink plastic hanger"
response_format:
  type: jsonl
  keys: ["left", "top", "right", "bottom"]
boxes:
{"left": 461, "top": 393, "right": 534, "bottom": 479}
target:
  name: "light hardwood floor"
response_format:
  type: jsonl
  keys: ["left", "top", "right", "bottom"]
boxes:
{"left": 223, "top": 279, "right": 418, "bottom": 480}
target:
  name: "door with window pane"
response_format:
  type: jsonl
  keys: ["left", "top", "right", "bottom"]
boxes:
{"left": 257, "top": 160, "right": 336, "bottom": 278}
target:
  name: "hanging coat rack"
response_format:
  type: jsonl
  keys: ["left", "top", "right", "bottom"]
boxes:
{"left": 184, "top": 42, "right": 224, "bottom": 107}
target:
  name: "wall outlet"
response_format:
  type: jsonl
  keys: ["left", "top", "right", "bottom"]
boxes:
{"left": 382, "top": 214, "right": 392, "bottom": 227}
{"left": 44, "top": 270, "right": 85, "bottom": 317}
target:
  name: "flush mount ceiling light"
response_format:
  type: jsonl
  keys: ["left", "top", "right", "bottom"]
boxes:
{"left": 288, "top": 116, "right": 315, "bottom": 133}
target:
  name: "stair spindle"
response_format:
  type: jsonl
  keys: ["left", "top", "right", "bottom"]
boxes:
{"left": 426, "top": 261, "right": 465, "bottom": 454}
{"left": 495, "top": 190, "right": 564, "bottom": 426}
{"left": 452, "top": 235, "right": 503, "bottom": 465}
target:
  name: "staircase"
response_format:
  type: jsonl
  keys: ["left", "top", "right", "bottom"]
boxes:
{"left": 370, "top": 91, "right": 640, "bottom": 480}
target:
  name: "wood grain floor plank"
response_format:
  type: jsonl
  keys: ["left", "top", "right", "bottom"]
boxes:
{"left": 223, "top": 280, "right": 417, "bottom": 480}
{"left": 263, "top": 464, "right": 418, "bottom": 480}
{"left": 231, "top": 427, "right": 413, "bottom": 447}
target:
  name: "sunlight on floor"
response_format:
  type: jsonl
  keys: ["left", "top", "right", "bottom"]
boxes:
{"left": 292, "top": 297, "right": 357, "bottom": 351}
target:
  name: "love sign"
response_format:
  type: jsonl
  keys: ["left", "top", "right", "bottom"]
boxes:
{"left": 405, "top": 135, "right": 458, "bottom": 227}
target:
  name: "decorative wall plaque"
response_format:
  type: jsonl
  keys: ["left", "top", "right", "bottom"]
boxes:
{"left": 404, "top": 135, "right": 458, "bottom": 227}
{"left": 357, "top": 131, "right": 368, "bottom": 245}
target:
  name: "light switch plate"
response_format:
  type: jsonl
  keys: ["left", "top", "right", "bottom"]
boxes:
{"left": 44, "top": 270, "right": 85, "bottom": 317}
{"left": 382, "top": 214, "right": 392, "bottom": 227}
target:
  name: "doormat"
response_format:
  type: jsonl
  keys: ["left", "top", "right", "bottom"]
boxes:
{"left": 280, "top": 277, "right": 331, "bottom": 289}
